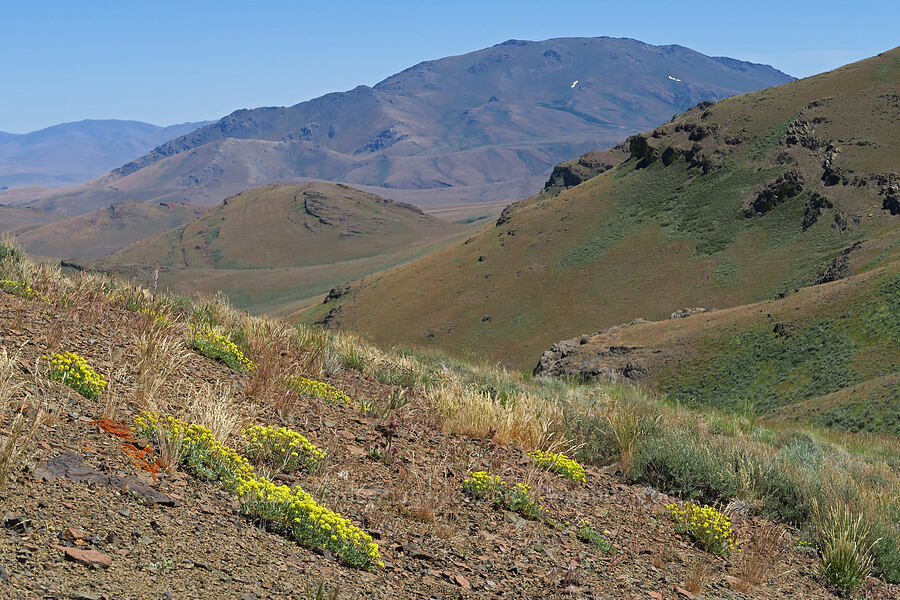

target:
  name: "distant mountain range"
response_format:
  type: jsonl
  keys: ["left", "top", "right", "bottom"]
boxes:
{"left": 5, "top": 37, "right": 793, "bottom": 216}
{"left": 0, "top": 119, "right": 210, "bottom": 188}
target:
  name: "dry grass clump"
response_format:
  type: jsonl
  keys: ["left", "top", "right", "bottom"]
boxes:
{"left": 0, "top": 349, "right": 44, "bottom": 492}
{"left": 604, "top": 394, "right": 656, "bottom": 473}
{"left": 183, "top": 382, "right": 241, "bottom": 444}
{"left": 133, "top": 327, "right": 191, "bottom": 411}
{"left": 241, "top": 314, "right": 296, "bottom": 399}
{"left": 813, "top": 499, "right": 880, "bottom": 596}
{"left": 736, "top": 521, "right": 783, "bottom": 589}
{"left": 425, "top": 375, "right": 562, "bottom": 450}
{"left": 684, "top": 557, "right": 711, "bottom": 595}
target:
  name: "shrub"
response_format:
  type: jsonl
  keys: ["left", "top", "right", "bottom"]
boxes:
{"left": 753, "top": 456, "right": 818, "bottom": 525}
{"left": 871, "top": 515, "right": 900, "bottom": 582}
{"left": 628, "top": 429, "right": 739, "bottom": 504}
{"left": 45, "top": 351, "right": 108, "bottom": 400}
{"left": 242, "top": 424, "right": 326, "bottom": 474}
{"left": 528, "top": 450, "right": 586, "bottom": 482}
{"left": 462, "top": 471, "right": 544, "bottom": 519}
{"left": 187, "top": 324, "right": 255, "bottom": 372}
{"left": 665, "top": 501, "right": 738, "bottom": 556}
{"left": 0, "top": 279, "right": 47, "bottom": 302}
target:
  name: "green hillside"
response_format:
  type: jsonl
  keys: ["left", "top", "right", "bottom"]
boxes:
{"left": 306, "top": 48, "right": 900, "bottom": 369}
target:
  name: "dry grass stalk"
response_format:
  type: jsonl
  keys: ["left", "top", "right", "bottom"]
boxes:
{"left": 184, "top": 382, "right": 241, "bottom": 444}
{"left": 737, "top": 521, "right": 783, "bottom": 586}
{"left": 99, "top": 367, "right": 128, "bottom": 421}
{"left": 154, "top": 428, "right": 184, "bottom": 475}
{"left": 684, "top": 556, "right": 711, "bottom": 595}
{"left": 604, "top": 395, "right": 652, "bottom": 473}
{"left": 0, "top": 350, "right": 44, "bottom": 492}
{"left": 133, "top": 328, "right": 190, "bottom": 411}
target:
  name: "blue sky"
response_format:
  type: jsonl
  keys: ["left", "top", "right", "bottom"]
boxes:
{"left": 2, "top": 0, "right": 897, "bottom": 133}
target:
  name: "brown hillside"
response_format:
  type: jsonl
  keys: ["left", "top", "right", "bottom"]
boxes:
{"left": 16, "top": 202, "right": 206, "bottom": 260}
{"left": 92, "top": 182, "right": 465, "bottom": 313}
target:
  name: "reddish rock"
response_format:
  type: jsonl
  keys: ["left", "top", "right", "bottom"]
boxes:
{"left": 675, "top": 586, "right": 696, "bottom": 599}
{"left": 54, "top": 546, "right": 112, "bottom": 568}
{"left": 61, "top": 527, "right": 86, "bottom": 542}
{"left": 453, "top": 574, "right": 471, "bottom": 590}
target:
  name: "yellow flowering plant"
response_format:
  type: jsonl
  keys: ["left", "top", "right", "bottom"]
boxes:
{"left": 576, "top": 519, "right": 614, "bottom": 553}
{"left": 288, "top": 376, "right": 353, "bottom": 406}
{"left": 45, "top": 351, "right": 108, "bottom": 400}
{"left": 1, "top": 279, "right": 48, "bottom": 302}
{"left": 665, "top": 501, "right": 738, "bottom": 556}
{"left": 134, "top": 412, "right": 381, "bottom": 570}
{"left": 187, "top": 324, "right": 255, "bottom": 372}
{"left": 463, "top": 470, "right": 545, "bottom": 519}
{"left": 528, "top": 450, "right": 586, "bottom": 482}
{"left": 242, "top": 424, "right": 326, "bottom": 474}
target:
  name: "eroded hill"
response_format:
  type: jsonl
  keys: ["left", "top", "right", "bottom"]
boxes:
{"left": 91, "top": 182, "right": 464, "bottom": 313}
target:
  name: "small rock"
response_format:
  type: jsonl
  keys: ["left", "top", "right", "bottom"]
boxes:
{"left": 70, "top": 592, "right": 102, "bottom": 600}
{"left": 3, "top": 513, "right": 30, "bottom": 533}
{"left": 675, "top": 586, "right": 696, "bottom": 599}
{"left": 56, "top": 547, "right": 112, "bottom": 568}
{"left": 61, "top": 527, "right": 86, "bottom": 542}
{"left": 400, "top": 542, "right": 434, "bottom": 561}
{"left": 453, "top": 574, "right": 471, "bottom": 590}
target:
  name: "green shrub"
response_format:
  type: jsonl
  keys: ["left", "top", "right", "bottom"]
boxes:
{"left": 871, "top": 511, "right": 900, "bottom": 582}
{"left": 753, "top": 458, "right": 817, "bottom": 525}
{"left": 627, "top": 430, "right": 738, "bottom": 504}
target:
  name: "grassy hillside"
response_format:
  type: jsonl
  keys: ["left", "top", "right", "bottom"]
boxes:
{"left": 16, "top": 201, "right": 206, "bottom": 259}
{"left": 534, "top": 257, "right": 900, "bottom": 435}
{"left": 307, "top": 48, "right": 900, "bottom": 369}
{"left": 0, "top": 204, "right": 60, "bottom": 234}
{"left": 93, "top": 182, "right": 464, "bottom": 313}
{"left": 0, "top": 242, "right": 897, "bottom": 595}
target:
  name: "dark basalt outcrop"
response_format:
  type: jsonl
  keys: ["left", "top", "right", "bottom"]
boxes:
{"left": 802, "top": 192, "right": 833, "bottom": 230}
{"left": 814, "top": 242, "right": 862, "bottom": 285}
{"left": 745, "top": 170, "right": 805, "bottom": 217}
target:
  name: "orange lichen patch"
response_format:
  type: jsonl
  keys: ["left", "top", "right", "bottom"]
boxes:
{"left": 93, "top": 418, "right": 159, "bottom": 477}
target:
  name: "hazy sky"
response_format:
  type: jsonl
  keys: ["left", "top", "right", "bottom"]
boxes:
{"left": 2, "top": 0, "right": 896, "bottom": 133}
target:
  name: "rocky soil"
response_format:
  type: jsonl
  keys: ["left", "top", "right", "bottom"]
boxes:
{"left": 1, "top": 290, "right": 896, "bottom": 599}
